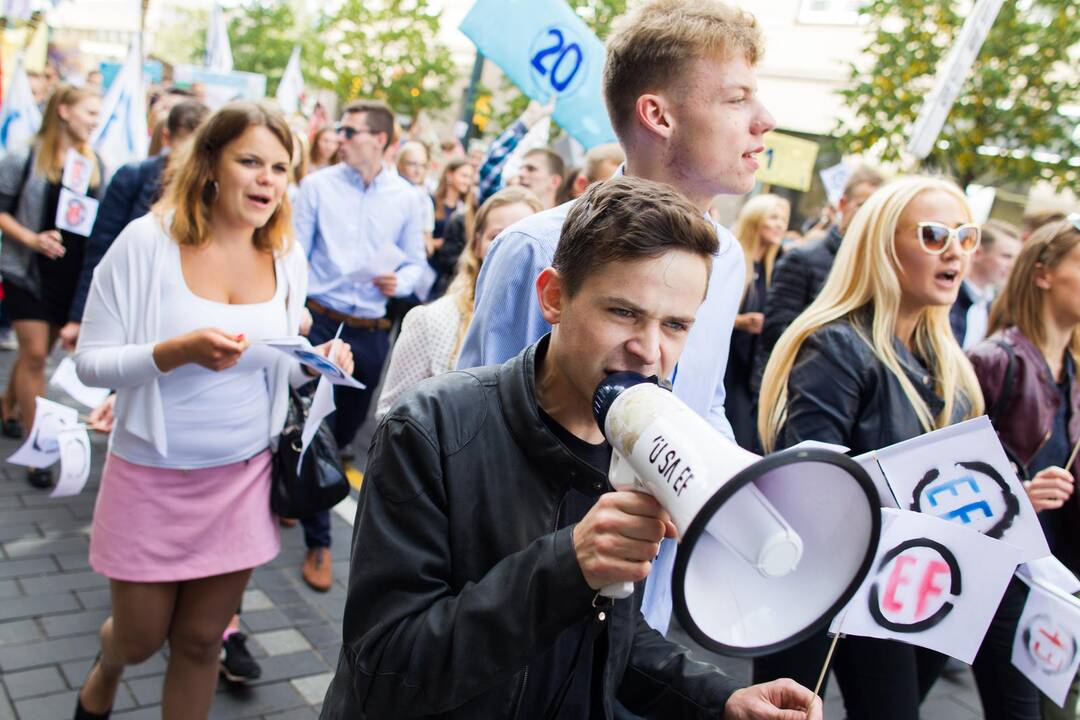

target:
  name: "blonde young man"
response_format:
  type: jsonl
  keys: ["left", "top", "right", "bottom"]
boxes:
{"left": 458, "top": 0, "right": 775, "bottom": 636}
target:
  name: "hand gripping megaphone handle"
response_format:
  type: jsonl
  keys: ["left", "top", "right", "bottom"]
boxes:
{"left": 600, "top": 450, "right": 646, "bottom": 600}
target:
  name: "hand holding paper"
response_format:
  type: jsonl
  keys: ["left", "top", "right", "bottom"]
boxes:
{"left": 258, "top": 337, "right": 364, "bottom": 389}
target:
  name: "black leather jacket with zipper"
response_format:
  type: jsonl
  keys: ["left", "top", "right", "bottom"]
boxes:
{"left": 319, "top": 337, "right": 740, "bottom": 719}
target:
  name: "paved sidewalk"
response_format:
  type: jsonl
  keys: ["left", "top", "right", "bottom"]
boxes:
{"left": 0, "top": 348, "right": 987, "bottom": 718}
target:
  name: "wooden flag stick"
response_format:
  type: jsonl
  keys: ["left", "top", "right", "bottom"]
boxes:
{"left": 805, "top": 615, "right": 845, "bottom": 717}
{"left": 1066, "top": 433, "right": 1080, "bottom": 474}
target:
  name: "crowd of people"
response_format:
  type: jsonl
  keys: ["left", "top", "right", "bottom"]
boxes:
{"left": 0, "top": 0, "right": 1076, "bottom": 718}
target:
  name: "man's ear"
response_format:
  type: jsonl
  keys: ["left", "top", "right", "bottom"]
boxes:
{"left": 634, "top": 93, "right": 674, "bottom": 142}
{"left": 573, "top": 173, "right": 589, "bottom": 197}
{"left": 536, "top": 267, "right": 564, "bottom": 325}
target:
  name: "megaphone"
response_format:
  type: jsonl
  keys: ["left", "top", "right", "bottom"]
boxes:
{"left": 592, "top": 372, "right": 881, "bottom": 657}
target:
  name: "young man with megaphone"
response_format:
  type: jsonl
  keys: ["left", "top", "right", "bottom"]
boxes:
{"left": 319, "top": 176, "right": 821, "bottom": 719}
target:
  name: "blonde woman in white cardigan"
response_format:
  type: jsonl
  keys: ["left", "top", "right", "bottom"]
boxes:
{"left": 72, "top": 102, "right": 352, "bottom": 720}
{"left": 376, "top": 187, "right": 542, "bottom": 420}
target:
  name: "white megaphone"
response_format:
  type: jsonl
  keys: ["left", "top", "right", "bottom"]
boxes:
{"left": 592, "top": 372, "right": 882, "bottom": 656}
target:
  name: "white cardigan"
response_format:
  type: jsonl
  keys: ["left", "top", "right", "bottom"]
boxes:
{"left": 75, "top": 213, "right": 309, "bottom": 459}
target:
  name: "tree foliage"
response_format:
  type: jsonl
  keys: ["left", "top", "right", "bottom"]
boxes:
{"left": 836, "top": 0, "right": 1079, "bottom": 190}
{"left": 316, "top": 0, "right": 457, "bottom": 118}
{"left": 228, "top": 1, "right": 325, "bottom": 98}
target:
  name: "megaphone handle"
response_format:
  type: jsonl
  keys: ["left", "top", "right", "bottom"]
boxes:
{"left": 599, "top": 580, "right": 634, "bottom": 599}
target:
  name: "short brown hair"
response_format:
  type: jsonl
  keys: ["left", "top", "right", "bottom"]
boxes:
{"left": 554, "top": 176, "right": 718, "bottom": 297}
{"left": 603, "top": 0, "right": 764, "bottom": 140}
{"left": 342, "top": 99, "right": 394, "bottom": 151}
{"left": 981, "top": 219, "right": 1020, "bottom": 251}
{"left": 842, "top": 165, "right": 885, "bottom": 200}
{"left": 167, "top": 99, "right": 210, "bottom": 137}
{"left": 155, "top": 100, "right": 294, "bottom": 255}
{"left": 524, "top": 147, "right": 565, "bottom": 180}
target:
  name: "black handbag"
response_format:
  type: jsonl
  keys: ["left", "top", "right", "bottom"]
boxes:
{"left": 271, "top": 387, "right": 350, "bottom": 517}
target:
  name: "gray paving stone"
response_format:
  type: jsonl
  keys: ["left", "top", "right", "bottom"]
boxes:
{"left": 126, "top": 673, "right": 163, "bottom": 707}
{"left": 20, "top": 569, "right": 108, "bottom": 594}
{"left": 253, "top": 629, "right": 311, "bottom": 657}
{"left": 280, "top": 603, "right": 325, "bottom": 627}
{"left": 0, "top": 682, "right": 15, "bottom": 720}
{"left": 0, "top": 524, "right": 37, "bottom": 544}
{"left": 241, "top": 609, "right": 293, "bottom": 633}
{"left": 263, "top": 707, "right": 319, "bottom": 720}
{"left": 40, "top": 608, "right": 109, "bottom": 638}
{"left": 245, "top": 651, "right": 329, "bottom": 686}
{"left": 12, "top": 685, "right": 136, "bottom": 717}
{"left": 60, "top": 652, "right": 167, "bottom": 689}
{"left": 112, "top": 705, "right": 161, "bottom": 720}
{"left": 289, "top": 673, "right": 333, "bottom": 706}
{"left": 261, "top": 586, "right": 305, "bottom": 607}
{"left": 55, "top": 551, "right": 92, "bottom": 572}
{"left": 0, "top": 591, "right": 79, "bottom": 621}
{"left": 251, "top": 568, "right": 296, "bottom": 590}
{"left": 0, "top": 632, "right": 100, "bottom": 671}
{"left": 0, "top": 557, "right": 59, "bottom": 580}
{"left": 298, "top": 623, "right": 339, "bottom": 649}
{"left": 75, "top": 587, "right": 112, "bottom": 609}
{"left": 315, "top": 644, "right": 340, "bottom": 669}
{"left": 208, "top": 680, "right": 308, "bottom": 719}
{"left": 2, "top": 535, "right": 87, "bottom": 559}
{"left": 242, "top": 588, "right": 274, "bottom": 612}
{"left": 0, "top": 581, "right": 21, "bottom": 600}
{"left": 0, "top": 619, "right": 40, "bottom": 646}
{"left": 2, "top": 666, "right": 67, "bottom": 700}
{"left": 0, "top": 507, "right": 73, "bottom": 526}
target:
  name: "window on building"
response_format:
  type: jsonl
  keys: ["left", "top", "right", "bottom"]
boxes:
{"left": 798, "top": 0, "right": 862, "bottom": 25}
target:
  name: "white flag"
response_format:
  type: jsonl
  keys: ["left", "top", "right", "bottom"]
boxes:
{"left": 206, "top": 4, "right": 234, "bottom": 73}
{"left": 831, "top": 508, "right": 1022, "bottom": 664}
{"left": 0, "top": 54, "right": 43, "bottom": 155}
{"left": 1011, "top": 579, "right": 1080, "bottom": 707}
{"left": 91, "top": 44, "right": 149, "bottom": 179}
{"left": 275, "top": 46, "right": 305, "bottom": 117}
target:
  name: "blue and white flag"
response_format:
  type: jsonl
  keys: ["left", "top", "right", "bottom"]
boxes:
{"left": 275, "top": 46, "right": 304, "bottom": 117}
{"left": 459, "top": 0, "right": 616, "bottom": 149}
{"left": 92, "top": 44, "right": 148, "bottom": 179}
{"left": 0, "top": 54, "right": 43, "bottom": 156}
{"left": 206, "top": 4, "right": 234, "bottom": 74}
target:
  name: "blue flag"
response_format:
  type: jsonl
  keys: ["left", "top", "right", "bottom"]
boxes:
{"left": 0, "top": 55, "right": 43, "bottom": 156}
{"left": 459, "top": 0, "right": 616, "bottom": 150}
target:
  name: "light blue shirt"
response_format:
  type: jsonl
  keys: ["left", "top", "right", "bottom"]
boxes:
{"left": 293, "top": 163, "right": 427, "bottom": 318}
{"left": 458, "top": 197, "right": 746, "bottom": 634}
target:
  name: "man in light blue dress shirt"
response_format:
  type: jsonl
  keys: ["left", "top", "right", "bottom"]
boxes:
{"left": 458, "top": 0, "right": 776, "bottom": 637}
{"left": 292, "top": 99, "right": 427, "bottom": 592}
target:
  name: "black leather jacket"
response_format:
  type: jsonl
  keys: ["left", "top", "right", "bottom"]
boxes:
{"left": 776, "top": 313, "right": 969, "bottom": 454}
{"left": 320, "top": 338, "right": 739, "bottom": 719}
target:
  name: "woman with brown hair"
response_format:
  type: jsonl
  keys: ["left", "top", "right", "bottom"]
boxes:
{"left": 71, "top": 101, "right": 352, "bottom": 719}
{"left": 0, "top": 84, "right": 103, "bottom": 488}
{"left": 375, "top": 187, "right": 541, "bottom": 418}
{"left": 968, "top": 215, "right": 1080, "bottom": 720}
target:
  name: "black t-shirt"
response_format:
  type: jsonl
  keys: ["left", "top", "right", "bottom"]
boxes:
{"left": 517, "top": 406, "right": 611, "bottom": 719}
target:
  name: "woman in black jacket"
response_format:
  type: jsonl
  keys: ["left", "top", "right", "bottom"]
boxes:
{"left": 755, "top": 176, "right": 985, "bottom": 719}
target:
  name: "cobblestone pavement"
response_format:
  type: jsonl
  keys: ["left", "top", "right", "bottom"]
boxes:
{"left": 0, "top": 348, "right": 986, "bottom": 718}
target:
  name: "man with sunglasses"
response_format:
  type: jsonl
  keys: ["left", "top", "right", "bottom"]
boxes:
{"left": 950, "top": 220, "right": 1021, "bottom": 349}
{"left": 292, "top": 99, "right": 428, "bottom": 593}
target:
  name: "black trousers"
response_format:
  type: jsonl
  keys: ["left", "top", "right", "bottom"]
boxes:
{"left": 972, "top": 578, "right": 1040, "bottom": 720}
{"left": 754, "top": 632, "right": 947, "bottom": 720}
{"left": 299, "top": 307, "right": 390, "bottom": 550}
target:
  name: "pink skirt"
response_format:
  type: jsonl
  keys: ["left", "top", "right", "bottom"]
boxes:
{"left": 90, "top": 450, "right": 280, "bottom": 582}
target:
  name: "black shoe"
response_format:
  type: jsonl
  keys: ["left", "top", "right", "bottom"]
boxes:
{"left": 1, "top": 417, "right": 23, "bottom": 439}
{"left": 26, "top": 468, "right": 54, "bottom": 489}
{"left": 220, "top": 632, "right": 262, "bottom": 683}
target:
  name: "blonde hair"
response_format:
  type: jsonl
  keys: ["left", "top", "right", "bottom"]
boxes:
{"left": 733, "top": 193, "right": 789, "bottom": 297}
{"left": 988, "top": 218, "right": 1080, "bottom": 358}
{"left": 155, "top": 101, "right": 294, "bottom": 255}
{"left": 447, "top": 187, "right": 543, "bottom": 359}
{"left": 758, "top": 176, "right": 984, "bottom": 451}
{"left": 35, "top": 85, "right": 101, "bottom": 186}
{"left": 603, "top": 0, "right": 764, "bottom": 140}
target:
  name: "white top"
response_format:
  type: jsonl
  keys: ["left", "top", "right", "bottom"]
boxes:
{"left": 75, "top": 213, "right": 311, "bottom": 464}
{"left": 114, "top": 242, "right": 288, "bottom": 468}
{"left": 375, "top": 294, "right": 464, "bottom": 420}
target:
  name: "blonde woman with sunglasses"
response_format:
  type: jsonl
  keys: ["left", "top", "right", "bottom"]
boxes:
{"left": 967, "top": 215, "right": 1080, "bottom": 720}
{"left": 755, "top": 176, "right": 984, "bottom": 719}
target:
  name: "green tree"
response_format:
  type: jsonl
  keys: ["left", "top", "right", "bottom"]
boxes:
{"left": 151, "top": 7, "right": 207, "bottom": 67}
{"left": 836, "top": 0, "right": 1079, "bottom": 190}
{"left": 228, "top": 1, "right": 324, "bottom": 98}
{"left": 317, "top": 0, "right": 457, "bottom": 118}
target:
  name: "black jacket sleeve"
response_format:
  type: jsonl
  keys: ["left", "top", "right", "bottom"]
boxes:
{"left": 329, "top": 415, "right": 598, "bottom": 717}
{"left": 618, "top": 614, "right": 739, "bottom": 718}
{"left": 776, "top": 325, "right": 865, "bottom": 450}
{"left": 760, "top": 249, "right": 812, "bottom": 359}
{"left": 69, "top": 162, "right": 142, "bottom": 322}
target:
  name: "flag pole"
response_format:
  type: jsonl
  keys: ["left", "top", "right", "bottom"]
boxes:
{"left": 22, "top": 10, "right": 41, "bottom": 52}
